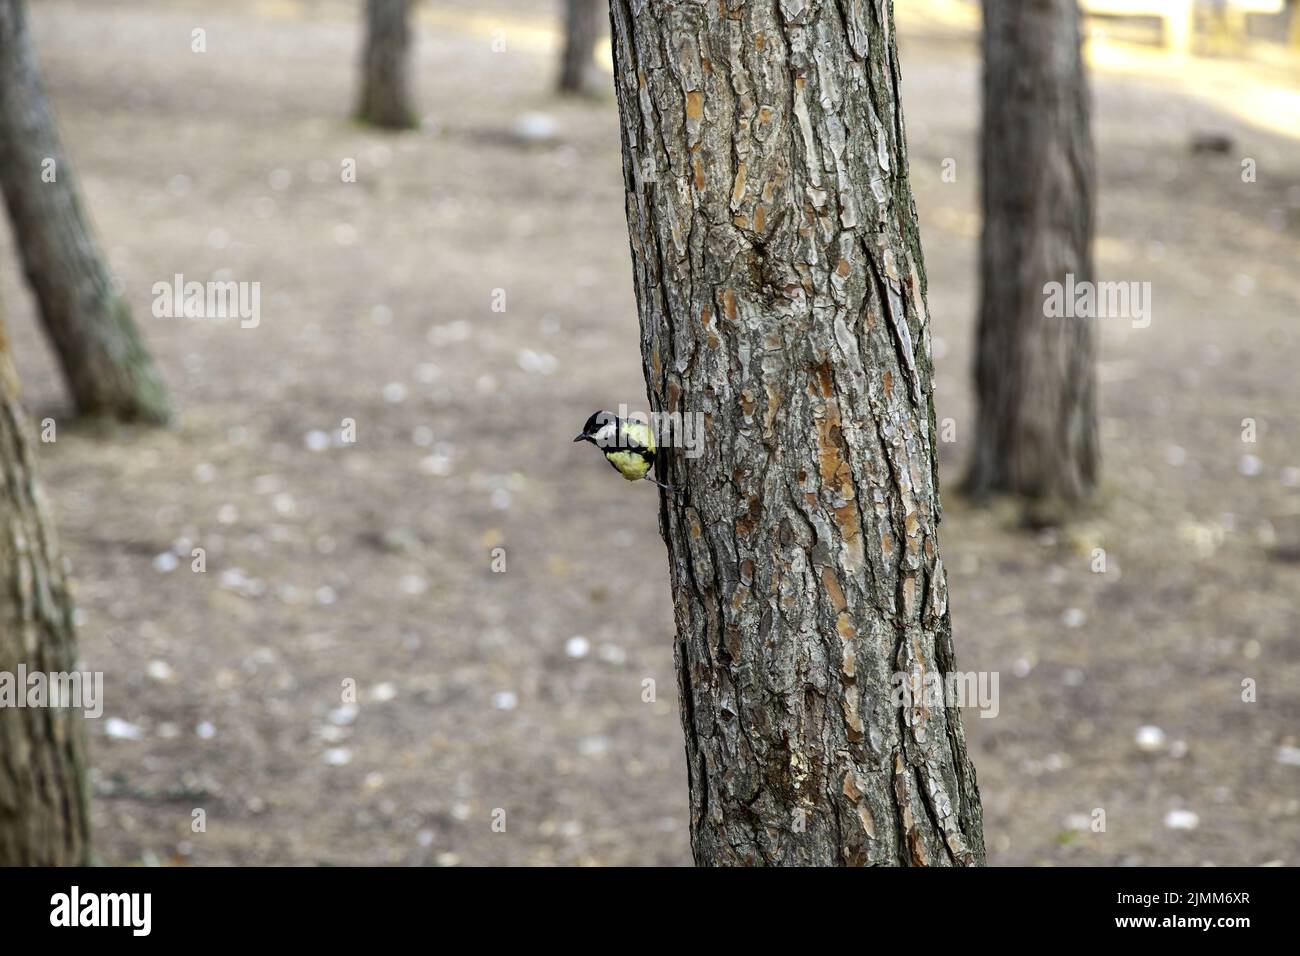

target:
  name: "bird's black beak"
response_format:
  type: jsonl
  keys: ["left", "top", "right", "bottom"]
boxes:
{"left": 573, "top": 433, "right": 587, "bottom": 443}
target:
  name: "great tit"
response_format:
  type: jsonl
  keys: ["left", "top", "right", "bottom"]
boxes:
{"left": 573, "top": 410, "right": 678, "bottom": 492}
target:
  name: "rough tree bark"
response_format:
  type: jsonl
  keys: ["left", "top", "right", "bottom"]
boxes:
{"left": 357, "top": 0, "right": 416, "bottom": 129}
{"left": 558, "top": 0, "right": 604, "bottom": 96}
{"left": 966, "top": 0, "right": 1097, "bottom": 507}
{"left": 0, "top": 0, "right": 171, "bottom": 425}
{"left": 0, "top": 316, "right": 90, "bottom": 865}
{"left": 608, "top": 1, "right": 984, "bottom": 865}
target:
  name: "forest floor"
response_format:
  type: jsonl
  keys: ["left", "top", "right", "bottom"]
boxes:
{"left": 2, "top": 0, "right": 1298, "bottom": 865}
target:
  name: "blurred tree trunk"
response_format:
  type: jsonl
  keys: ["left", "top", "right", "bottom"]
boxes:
{"left": 0, "top": 318, "right": 90, "bottom": 865}
{"left": 967, "top": 0, "right": 1097, "bottom": 509}
{"left": 357, "top": 0, "right": 415, "bottom": 129}
{"left": 0, "top": 0, "right": 171, "bottom": 425}
{"left": 557, "top": 0, "right": 603, "bottom": 96}
{"left": 608, "top": 2, "right": 985, "bottom": 865}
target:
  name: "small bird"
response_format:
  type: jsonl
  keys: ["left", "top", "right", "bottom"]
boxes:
{"left": 573, "top": 410, "right": 678, "bottom": 492}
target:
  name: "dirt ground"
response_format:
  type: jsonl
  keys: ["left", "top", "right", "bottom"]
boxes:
{"left": 2, "top": 0, "right": 1297, "bottom": 866}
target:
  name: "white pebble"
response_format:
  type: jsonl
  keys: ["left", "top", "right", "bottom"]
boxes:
{"left": 105, "top": 717, "right": 143, "bottom": 741}
{"left": 324, "top": 747, "right": 353, "bottom": 766}
{"left": 511, "top": 112, "right": 559, "bottom": 144}
{"left": 329, "top": 704, "right": 359, "bottom": 726}
{"left": 516, "top": 349, "right": 557, "bottom": 375}
{"left": 146, "top": 660, "right": 174, "bottom": 681}
{"left": 1164, "top": 809, "right": 1199, "bottom": 830}
{"left": 1135, "top": 725, "right": 1166, "bottom": 751}
{"left": 420, "top": 451, "right": 453, "bottom": 476}
{"left": 1275, "top": 745, "right": 1300, "bottom": 766}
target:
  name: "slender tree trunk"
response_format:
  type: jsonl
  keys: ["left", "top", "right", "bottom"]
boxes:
{"left": 608, "top": 1, "right": 984, "bottom": 866}
{"left": 967, "top": 0, "right": 1097, "bottom": 508}
{"left": 0, "top": 0, "right": 171, "bottom": 425}
{"left": 557, "top": 0, "right": 603, "bottom": 96}
{"left": 357, "top": 0, "right": 415, "bottom": 129}
{"left": 0, "top": 318, "right": 90, "bottom": 865}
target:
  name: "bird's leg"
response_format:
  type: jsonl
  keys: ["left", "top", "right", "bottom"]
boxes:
{"left": 644, "top": 475, "right": 680, "bottom": 495}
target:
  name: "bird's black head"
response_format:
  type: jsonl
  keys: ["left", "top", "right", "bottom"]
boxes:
{"left": 574, "top": 409, "right": 617, "bottom": 445}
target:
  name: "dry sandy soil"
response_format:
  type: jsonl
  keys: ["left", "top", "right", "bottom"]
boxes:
{"left": 1, "top": 0, "right": 1297, "bottom": 865}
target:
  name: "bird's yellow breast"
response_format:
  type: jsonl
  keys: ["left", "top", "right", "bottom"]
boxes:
{"left": 605, "top": 449, "right": 653, "bottom": 481}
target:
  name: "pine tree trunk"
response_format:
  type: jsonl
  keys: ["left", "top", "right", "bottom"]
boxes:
{"left": 357, "top": 0, "right": 415, "bottom": 129}
{"left": 608, "top": 1, "right": 984, "bottom": 866}
{"left": 557, "top": 0, "right": 603, "bottom": 96}
{"left": 0, "top": 0, "right": 171, "bottom": 425}
{"left": 0, "top": 319, "right": 90, "bottom": 866}
{"left": 966, "top": 0, "right": 1097, "bottom": 507}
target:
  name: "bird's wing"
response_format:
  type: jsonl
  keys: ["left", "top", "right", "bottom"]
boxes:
{"left": 620, "top": 419, "right": 656, "bottom": 454}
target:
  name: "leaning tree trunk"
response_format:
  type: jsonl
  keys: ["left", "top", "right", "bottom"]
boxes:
{"left": 557, "top": 0, "right": 603, "bottom": 95}
{"left": 357, "top": 0, "right": 415, "bottom": 129}
{"left": 608, "top": 1, "right": 985, "bottom": 865}
{"left": 966, "top": 0, "right": 1097, "bottom": 508}
{"left": 0, "top": 317, "right": 90, "bottom": 865}
{"left": 0, "top": 0, "right": 171, "bottom": 425}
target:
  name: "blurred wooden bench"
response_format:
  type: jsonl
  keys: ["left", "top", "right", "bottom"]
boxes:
{"left": 1081, "top": 0, "right": 1287, "bottom": 55}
